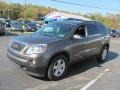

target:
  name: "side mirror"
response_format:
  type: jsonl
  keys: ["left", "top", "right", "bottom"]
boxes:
{"left": 73, "top": 34, "right": 82, "bottom": 39}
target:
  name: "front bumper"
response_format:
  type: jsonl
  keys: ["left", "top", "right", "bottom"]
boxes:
{"left": 7, "top": 48, "right": 48, "bottom": 77}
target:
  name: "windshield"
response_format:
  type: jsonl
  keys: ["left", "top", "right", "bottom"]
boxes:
{"left": 11, "top": 23, "right": 21, "bottom": 27}
{"left": 35, "top": 22, "right": 74, "bottom": 38}
{"left": 28, "top": 23, "right": 36, "bottom": 26}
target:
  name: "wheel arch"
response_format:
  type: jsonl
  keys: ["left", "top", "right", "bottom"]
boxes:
{"left": 46, "top": 51, "right": 70, "bottom": 80}
{"left": 104, "top": 43, "right": 109, "bottom": 50}
{"left": 46, "top": 51, "right": 70, "bottom": 73}
{"left": 49, "top": 51, "right": 70, "bottom": 64}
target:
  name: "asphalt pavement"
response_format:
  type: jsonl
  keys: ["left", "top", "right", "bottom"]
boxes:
{"left": 0, "top": 34, "right": 120, "bottom": 90}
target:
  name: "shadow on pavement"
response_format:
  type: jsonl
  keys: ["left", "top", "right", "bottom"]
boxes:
{"left": 107, "top": 51, "right": 119, "bottom": 61}
{"left": 67, "top": 51, "right": 119, "bottom": 78}
{"left": 32, "top": 51, "right": 119, "bottom": 81}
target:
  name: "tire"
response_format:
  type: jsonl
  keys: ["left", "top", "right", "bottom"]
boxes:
{"left": 0, "top": 31, "right": 3, "bottom": 36}
{"left": 0, "top": 30, "right": 5, "bottom": 36}
{"left": 97, "top": 46, "right": 109, "bottom": 62}
{"left": 2, "top": 32, "right": 5, "bottom": 35}
{"left": 48, "top": 55, "right": 69, "bottom": 81}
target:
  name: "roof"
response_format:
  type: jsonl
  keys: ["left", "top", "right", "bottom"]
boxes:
{"left": 50, "top": 20, "right": 85, "bottom": 27}
{"left": 51, "top": 20, "right": 101, "bottom": 27}
{"left": 57, "top": 20, "right": 82, "bottom": 24}
{"left": 45, "top": 11, "right": 92, "bottom": 21}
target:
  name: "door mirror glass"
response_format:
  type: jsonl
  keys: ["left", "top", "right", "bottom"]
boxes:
{"left": 73, "top": 34, "right": 82, "bottom": 39}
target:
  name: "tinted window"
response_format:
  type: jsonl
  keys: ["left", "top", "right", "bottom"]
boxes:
{"left": 36, "top": 22, "right": 74, "bottom": 38}
{"left": 98, "top": 23, "right": 109, "bottom": 35}
{"left": 28, "top": 23, "right": 36, "bottom": 26}
{"left": 86, "top": 23, "right": 98, "bottom": 35}
{"left": 74, "top": 25, "right": 86, "bottom": 37}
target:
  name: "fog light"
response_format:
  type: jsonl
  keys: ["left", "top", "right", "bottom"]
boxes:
{"left": 29, "top": 60, "right": 36, "bottom": 66}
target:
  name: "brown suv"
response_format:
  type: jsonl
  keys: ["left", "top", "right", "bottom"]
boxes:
{"left": 7, "top": 20, "right": 110, "bottom": 80}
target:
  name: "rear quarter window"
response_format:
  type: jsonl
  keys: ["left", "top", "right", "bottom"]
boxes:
{"left": 97, "top": 23, "right": 109, "bottom": 35}
{"left": 86, "top": 23, "right": 99, "bottom": 36}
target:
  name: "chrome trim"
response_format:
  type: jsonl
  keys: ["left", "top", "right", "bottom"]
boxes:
{"left": 7, "top": 52, "right": 27, "bottom": 63}
{"left": 72, "top": 34, "right": 100, "bottom": 40}
{"left": 74, "top": 47, "right": 97, "bottom": 57}
{"left": 9, "top": 40, "right": 39, "bottom": 58}
{"left": 9, "top": 40, "right": 28, "bottom": 56}
{"left": 80, "top": 47, "right": 97, "bottom": 53}
{"left": 87, "top": 34, "right": 100, "bottom": 37}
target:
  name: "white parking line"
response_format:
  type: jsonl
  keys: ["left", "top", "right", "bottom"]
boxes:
{"left": 26, "top": 74, "right": 90, "bottom": 90}
{"left": 80, "top": 69, "right": 110, "bottom": 90}
{"left": 26, "top": 69, "right": 110, "bottom": 90}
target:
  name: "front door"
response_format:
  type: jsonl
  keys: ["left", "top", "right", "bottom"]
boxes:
{"left": 70, "top": 25, "right": 90, "bottom": 62}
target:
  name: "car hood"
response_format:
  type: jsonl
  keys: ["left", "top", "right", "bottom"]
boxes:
{"left": 14, "top": 33, "right": 61, "bottom": 45}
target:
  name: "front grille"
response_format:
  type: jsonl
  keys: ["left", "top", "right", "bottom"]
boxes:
{"left": 10, "top": 41, "right": 26, "bottom": 52}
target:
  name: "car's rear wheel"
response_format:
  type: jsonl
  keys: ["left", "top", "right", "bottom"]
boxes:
{"left": 0, "top": 31, "right": 1, "bottom": 36}
{"left": 2, "top": 32, "right": 5, "bottom": 35}
{"left": 0, "top": 31, "right": 4, "bottom": 36}
{"left": 97, "top": 46, "right": 108, "bottom": 62}
{"left": 48, "top": 55, "right": 69, "bottom": 81}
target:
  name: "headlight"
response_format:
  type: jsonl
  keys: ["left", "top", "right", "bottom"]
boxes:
{"left": 11, "top": 27, "right": 15, "bottom": 30}
{"left": 28, "top": 27, "right": 31, "bottom": 29}
{"left": 26, "top": 44, "right": 47, "bottom": 55}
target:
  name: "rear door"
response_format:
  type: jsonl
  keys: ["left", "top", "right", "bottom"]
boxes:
{"left": 97, "top": 23, "right": 110, "bottom": 49}
{"left": 85, "top": 23, "right": 101, "bottom": 56}
{"left": 97, "top": 23, "right": 110, "bottom": 40}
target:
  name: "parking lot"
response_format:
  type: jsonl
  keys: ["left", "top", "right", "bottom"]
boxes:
{"left": 0, "top": 33, "right": 120, "bottom": 90}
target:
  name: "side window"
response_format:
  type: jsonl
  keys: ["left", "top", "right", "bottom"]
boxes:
{"left": 86, "top": 24, "right": 98, "bottom": 35}
{"left": 74, "top": 25, "right": 86, "bottom": 38}
{"left": 98, "top": 23, "right": 109, "bottom": 35}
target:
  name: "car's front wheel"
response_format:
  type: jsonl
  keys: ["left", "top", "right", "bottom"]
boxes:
{"left": 0, "top": 31, "right": 5, "bottom": 36}
{"left": 97, "top": 46, "right": 109, "bottom": 62}
{"left": 48, "top": 55, "right": 69, "bottom": 81}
